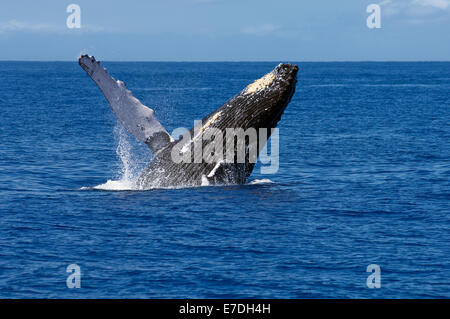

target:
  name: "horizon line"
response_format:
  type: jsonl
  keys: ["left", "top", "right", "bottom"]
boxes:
{"left": 1, "top": 59, "right": 450, "bottom": 63}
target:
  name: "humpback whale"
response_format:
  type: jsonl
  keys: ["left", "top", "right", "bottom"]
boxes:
{"left": 79, "top": 55, "right": 298, "bottom": 189}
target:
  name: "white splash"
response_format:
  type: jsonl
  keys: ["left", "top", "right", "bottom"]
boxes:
{"left": 201, "top": 175, "right": 210, "bottom": 186}
{"left": 115, "top": 124, "right": 139, "bottom": 183}
{"left": 248, "top": 179, "right": 274, "bottom": 185}
{"left": 85, "top": 123, "right": 150, "bottom": 191}
{"left": 92, "top": 179, "right": 135, "bottom": 191}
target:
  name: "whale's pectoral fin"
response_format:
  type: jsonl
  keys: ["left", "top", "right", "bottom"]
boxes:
{"left": 78, "top": 55, "right": 172, "bottom": 154}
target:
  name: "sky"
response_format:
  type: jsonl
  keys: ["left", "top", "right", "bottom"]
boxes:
{"left": 0, "top": 0, "right": 449, "bottom": 61}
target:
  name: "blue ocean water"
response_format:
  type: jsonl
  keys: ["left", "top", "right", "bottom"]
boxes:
{"left": 0, "top": 61, "right": 449, "bottom": 298}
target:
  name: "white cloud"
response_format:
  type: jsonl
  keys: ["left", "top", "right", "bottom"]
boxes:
{"left": 0, "top": 20, "right": 56, "bottom": 32}
{"left": 242, "top": 24, "right": 280, "bottom": 36}
{"left": 0, "top": 20, "right": 112, "bottom": 34}
{"left": 380, "top": 0, "right": 450, "bottom": 9}
{"left": 379, "top": 0, "right": 450, "bottom": 22}
{"left": 413, "top": 0, "right": 450, "bottom": 9}
{"left": 379, "top": 0, "right": 450, "bottom": 11}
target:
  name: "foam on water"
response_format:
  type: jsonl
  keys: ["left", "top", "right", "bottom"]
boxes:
{"left": 92, "top": 179, "right": 135, "bottom": 191}
{"left": 248, "top": 178, "right": 274, "bottom": 185}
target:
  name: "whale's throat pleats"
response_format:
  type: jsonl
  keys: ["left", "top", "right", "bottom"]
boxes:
{"left": 78, "top": 55, "right": 172, "bottom": 154}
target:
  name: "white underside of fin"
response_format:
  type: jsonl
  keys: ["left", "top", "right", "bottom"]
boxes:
{"left": 79, "top": 55, "right": 171, "bottom": 152}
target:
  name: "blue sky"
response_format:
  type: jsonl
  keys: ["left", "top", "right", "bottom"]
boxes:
{"left": 0, "top": 0, "right": 449, "bottom": 61}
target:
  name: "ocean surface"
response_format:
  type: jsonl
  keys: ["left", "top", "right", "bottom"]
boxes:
{"left": 0, "top": 61, "right": 449, "bottom": 298}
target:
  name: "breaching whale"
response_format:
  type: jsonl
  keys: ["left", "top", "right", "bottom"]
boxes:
{"left": 79, "top": 55, "right": 298, "bottom": 189}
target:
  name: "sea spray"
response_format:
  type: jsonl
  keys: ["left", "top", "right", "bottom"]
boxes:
{"left": 91, "top": 123, "right": 152, "bottom": 190}
{"left": 114, "top": 123, "right": 137, "bottom": 184}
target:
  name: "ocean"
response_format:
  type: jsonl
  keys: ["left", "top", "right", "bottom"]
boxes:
{"left": 0, "top": 61, "right": 449, "bottom": 298}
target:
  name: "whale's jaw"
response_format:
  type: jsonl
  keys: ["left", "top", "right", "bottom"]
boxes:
{"left": 137, "top": 64, "right": 298, "bottom": 189}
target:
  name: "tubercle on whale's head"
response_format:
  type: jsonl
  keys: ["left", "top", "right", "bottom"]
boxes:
{"left": 273, "top": 63, "right": 299, "bottom": 87}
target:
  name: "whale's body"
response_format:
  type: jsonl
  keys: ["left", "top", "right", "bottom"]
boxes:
{"left": 79, "top": 55, "right": 298, "bottom": 189}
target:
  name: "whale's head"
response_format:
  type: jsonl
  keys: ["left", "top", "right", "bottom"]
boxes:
{"left": 176, "top": 63, "right": 298, "bottom": 151}
{"left": 173, "top": 63, "right": 298, "bottom": 143}
{"left": 242, "top": 63, "right": 298, "bottom": 129}
{"left": 209, "top": 63, "right": 298, "bottom": 133}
